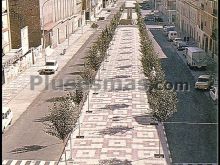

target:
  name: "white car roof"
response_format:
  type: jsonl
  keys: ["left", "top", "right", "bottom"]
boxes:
{"left": 174, "top": 38, "right": 182, "bottom": 40}
{"left": 169, "top": 31, "right": 177, "bottom": 33}
{"left": 198, "top": 75, "right": 211, "bottom": 79}
{"left": 2, "top": 107, "right": 10, "bottom": 113}
{"left": 46, "top": 60, "right": 57, "bottom": 63}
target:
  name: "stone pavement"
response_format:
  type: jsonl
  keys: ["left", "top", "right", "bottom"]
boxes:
{"left": 2, "top": 24, "right": 95, "bottom": 126}
{"left": 59, "top": 26, "right": 171, "bottom": 165}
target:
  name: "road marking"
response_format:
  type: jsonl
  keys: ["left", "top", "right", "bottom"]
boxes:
{"left": 20, "top": 160, "right": 27, "bottom": 165}
{"left": 2, "top": 160, "right": 59, "bottom": 165}
{"left": 2, "top": 160, "right": 8, "bottom": 165}
{"left": 10, "top": 160, "right": 17, "bottom": 165}
{"left": 48, "top": 161, "right": 56, "bottom": 165}
{"left": 39, "top": 161, "right": 46, "bottom": 165}
{"left": 30, "top": 160, "right": 37, "bottom": 165}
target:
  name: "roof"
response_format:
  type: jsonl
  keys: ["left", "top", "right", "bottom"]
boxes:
{"left": 46, "top": 60, "right": 57, "bottom": 62}
{"left": 169, "top": 31, "right": 177, "bottom": 33}
{"left": 187, "top": 47, "right": 205, "bottom": 53}
{"left": 198, "top": 75, "right": 211, "bottom": 79}
{"left": 2, "top": 107, "right": 10, "bottom": 113}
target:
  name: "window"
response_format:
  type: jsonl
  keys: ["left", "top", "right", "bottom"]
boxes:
{"left": 201, "top": 3, "right": 204, "bottom": 10}
{"left": 209, "top": 38, "right": 212, "bottom": 51}
{"left": 201, "top": 22, "right": 204, "bottom": 30}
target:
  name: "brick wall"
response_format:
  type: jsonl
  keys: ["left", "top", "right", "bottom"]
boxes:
{"left": 8, "top": 0, "right": 42, "bottom": 49}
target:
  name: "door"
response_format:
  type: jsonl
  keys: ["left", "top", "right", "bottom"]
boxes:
{"left": 2, "top": 69, "right": 5, "bottom": 85}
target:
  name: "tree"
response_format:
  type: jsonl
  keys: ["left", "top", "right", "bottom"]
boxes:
{"left": 43, "top": 93, "right": 79, "bottom": 164}
{"left": 80, "top": 67, "right": 96, "bottom": 113}
{"left": 135, "top": 1, "right": 178, "bottom": 157}
{"left": 86, "top": 43, "right": 102, "bottom": 71}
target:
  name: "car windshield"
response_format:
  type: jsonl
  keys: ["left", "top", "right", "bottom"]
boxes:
{"left": 175, "top": 38, "right": 182, "bottom": 41}
{"left": 198, "top": 78, "right": 209, "bottom": 82}
{"left": 46, "top": 62, "right": 55, "bottom": 66}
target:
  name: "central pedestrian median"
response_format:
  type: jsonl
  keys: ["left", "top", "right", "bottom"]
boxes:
{"left": 55, "top": 7, "right": 173, "bottom": 164}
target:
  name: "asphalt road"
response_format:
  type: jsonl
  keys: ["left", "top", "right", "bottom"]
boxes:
{"left": 149, "top": 28, "right": 217, "bottom": 163}
{"left": 2, "top": 2, "right": 124, "bottom": 161}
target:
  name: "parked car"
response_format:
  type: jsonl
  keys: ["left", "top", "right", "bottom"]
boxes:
{"left": 168, "top": 31, "right": 177, "bottom": 41}
{"left": 2, "top": 107, "right": 13, "bottom": 133}
{"left": 173, "top": 37, "right": 183, "bottom": 45}
{"left": 164, "top": 26, "right": 175, "bottom": 36}
{"left": 177, "top": 41, "right": 188, "bottom": 51}
{"left": 210, "top": 86, "right": 218, "bottom": 103}
{"left": 145, "top": 17, "right": 154, "bottom": 21}
{"left": 39, "top": 60, "right": 58, "bottom": 74}
{"left": 195, "top": 75, "right": 214, "bottom": 90}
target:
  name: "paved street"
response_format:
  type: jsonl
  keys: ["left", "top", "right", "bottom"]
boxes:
{"left": 148, "top": 26, "right": 217, "bottom": 163}
{"left": 2, "top": 1, "right": 127, "bottom": 162}
{"left": 58, "top": 26, "right": 171, "bottom": 165}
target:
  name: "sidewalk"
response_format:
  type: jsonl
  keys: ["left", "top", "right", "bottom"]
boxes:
{"left": 59, "top": 26, "right": 171, "bottom": 165}
{"left": 2, "top": 24, "right": 95, "bottom": 126}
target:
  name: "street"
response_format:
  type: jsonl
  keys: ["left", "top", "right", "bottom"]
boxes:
{"left": 2, "top": 3, "right": 218, "bottom": 165}
{"left": 149, "top": 27, "right": 217, "bottom": 163}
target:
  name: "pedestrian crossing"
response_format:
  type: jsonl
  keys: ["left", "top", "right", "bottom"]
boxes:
{"left": 173, "top": 163, "right": 217, "bottom": 165}
{"left": 2, "top": 160, "right": 58, "bottom": 165}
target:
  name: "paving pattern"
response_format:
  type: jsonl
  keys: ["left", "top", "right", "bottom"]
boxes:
{"left": 58, "top": 26, "right": 170, "bottom": 165}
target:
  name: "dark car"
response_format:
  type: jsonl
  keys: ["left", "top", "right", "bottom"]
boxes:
{"left": 177, "top": 41, "right": 188, "bottom": 51}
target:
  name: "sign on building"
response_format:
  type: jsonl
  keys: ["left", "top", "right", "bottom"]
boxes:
{"left": 21, "top": 26, "right": 29, "bottom": 55}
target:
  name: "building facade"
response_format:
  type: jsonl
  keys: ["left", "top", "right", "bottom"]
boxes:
{"left": 176, "top": 0, "right": 217, "bottom": 58}
{"left": 41, "top": 0, "right": 85, "bottom": 48}
{"left": 2, "top": 0, "right": 11, "bottom": 55}
{"left": 7, "top": 0, "right": 100, "bottom": 49}
{"left": 159, "top": 0, "right": 176, "bottom": 23}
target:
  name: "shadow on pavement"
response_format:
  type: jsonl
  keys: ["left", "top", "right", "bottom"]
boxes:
{"left": 100, "top": 104, "right": 130, "bottom": 110}
{"left": 98, "top": 126, "right": 133, "bottom": 135}
{"left": 117, "top": 58, "right": 130, "bottom": 61}
{"left": 34, "top": 116, "right": 50, "bottom": 122}
{"left": 45, "top": 96, "right": 68, "bottom": 103}
{"left": 66, "top": 71, "right": 83, "bottom": 75}
{"left": 99, "top": 158, "right": 132, "bottom": 165}
{"left": 114, "top": 75, "right": 131, "bottom": 79}
{"left": 133, "top": 114, "right": 155, "bottom": 125}
{"left": 9, "top": 145, "right": 47, "bottom": 154}
{"left": 115, "top": 65, "right": 132, "bottom": 69}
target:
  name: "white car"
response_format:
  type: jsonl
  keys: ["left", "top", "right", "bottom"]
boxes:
{"left": 210, "top": 86, "right": 218, "bottom": 103}
{"left": 39, "top": 60, "right": 58, "bottom": 74}
{"left": 195, "top": 75, "right": 214, "bottom": 90}
{"left": 173, "top": 38, "right": 183, "bottom": 45}
{"left": 2, "top": 107, "right": 13, "bottom": 133}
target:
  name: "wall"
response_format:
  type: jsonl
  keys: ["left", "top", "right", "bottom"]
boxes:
{"left": 8, "top": 0, "right": 42, "bottom": 49}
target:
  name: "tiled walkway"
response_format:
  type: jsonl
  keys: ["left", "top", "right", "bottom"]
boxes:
{"left": 59, "top": 26, "right": 170, "bottom": 165}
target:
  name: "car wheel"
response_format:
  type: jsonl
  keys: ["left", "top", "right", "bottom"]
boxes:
{"left": 9, "top": 120, "right": 12, "bottom": 125}
{"left": 2, "top": 127, "right": 5, "bottom": 134}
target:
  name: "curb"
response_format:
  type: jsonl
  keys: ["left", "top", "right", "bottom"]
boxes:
{"left": 161, "top": 123, "right": 173, "bottom": 164}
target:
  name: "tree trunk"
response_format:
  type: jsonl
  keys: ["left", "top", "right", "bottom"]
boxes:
{"left": 64, "top": 142, "right": 67, "bottom": 165}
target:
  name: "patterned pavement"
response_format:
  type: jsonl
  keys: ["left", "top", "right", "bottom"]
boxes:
{"left": 58, "top": 26, "right": 171, "bottom": 165}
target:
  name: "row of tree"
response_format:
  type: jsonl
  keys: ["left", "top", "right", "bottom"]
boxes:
{"left": 135, "top": 4, "right": 178, "bottom": 122}
{"left": 42, "top": 8, "right": 124, "bottom": 163}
